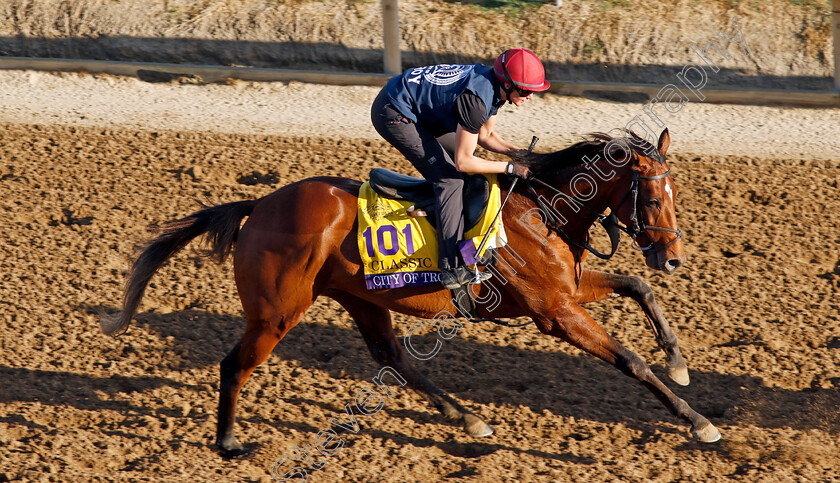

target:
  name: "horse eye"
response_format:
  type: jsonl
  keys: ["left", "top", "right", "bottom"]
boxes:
{"left": 648, "top": 198, "right": 662, "bottom": 208}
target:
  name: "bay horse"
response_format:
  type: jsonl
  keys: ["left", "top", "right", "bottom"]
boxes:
{"left": 101, "top": 128, "right": 722, "bottom": 455}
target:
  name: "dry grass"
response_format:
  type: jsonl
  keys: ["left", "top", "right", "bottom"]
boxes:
{"left": 0, "top": 0, "right": 833, "bottom": 85}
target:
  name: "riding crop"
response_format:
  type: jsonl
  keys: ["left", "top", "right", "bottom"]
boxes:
{"left": 473, "top": 135, "right": 539, "bottom": 265}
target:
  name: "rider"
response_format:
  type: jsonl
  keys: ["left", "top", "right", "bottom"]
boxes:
{"left": 370, "top": 48, "right": 550, "bottom": 289}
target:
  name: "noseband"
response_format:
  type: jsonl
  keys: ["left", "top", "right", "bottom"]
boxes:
{"left": 525, "top": 167, "right": 682, "bottom": 259}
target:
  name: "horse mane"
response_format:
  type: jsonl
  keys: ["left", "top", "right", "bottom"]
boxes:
{"left": 521, "top": 130, "right": 664, "bottom": 176}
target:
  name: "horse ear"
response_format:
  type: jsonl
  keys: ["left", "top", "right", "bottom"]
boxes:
{"left": 658, "top": 128, "right": 670, "bottom": 155}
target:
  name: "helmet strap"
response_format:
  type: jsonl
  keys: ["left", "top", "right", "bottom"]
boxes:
{"left": 499, "top": 52, "right": 518, "bottom": 104}
{"left": 501, "top": 83, "right": 516, "bottom": 105}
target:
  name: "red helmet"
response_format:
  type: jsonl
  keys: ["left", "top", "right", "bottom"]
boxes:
{"left": 493, "top": 48, "right": 550, "bottom": 92}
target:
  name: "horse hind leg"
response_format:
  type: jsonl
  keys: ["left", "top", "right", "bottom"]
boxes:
{"left": 576, "top": 270, "right": 690, "bottom": 386}
{"left": 216, "top": 323, "right": 281, "bottom": 454}
{"left": 332, "top": 292, "right": 493, "bottom": 438}
{"left": 215, "top": 308, "right": 307, "bottom": 455}
{"left": 217, "top": 255, "right": 313, "bottom": 454}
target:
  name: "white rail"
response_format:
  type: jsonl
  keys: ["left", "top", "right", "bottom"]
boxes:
{"left": 0, "top": 56, "right": 837, "bottom": 107}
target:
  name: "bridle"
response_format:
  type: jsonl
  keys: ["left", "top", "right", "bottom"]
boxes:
{"left": 618, "top": 168, "right": 683, "bottom": 251}
{"left": 524, "top": 167, "right": 683, "bottom": 260}
{"left": 467, "top": 144, "right": 682, "bottom": 329}
{"left": 466, "top": 146, "right": 683, "bottom": 330}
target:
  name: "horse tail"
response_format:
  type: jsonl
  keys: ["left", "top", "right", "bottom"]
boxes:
{"left": 100, "top": 200, "right": 258, "bottom": 337}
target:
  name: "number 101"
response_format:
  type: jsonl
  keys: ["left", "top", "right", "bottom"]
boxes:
{"left": 362, "top": 225, "right": 415, "bottom": 257}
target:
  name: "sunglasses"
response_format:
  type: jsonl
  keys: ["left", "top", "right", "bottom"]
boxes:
{"left": 515, "top": 88, "right": 533, "bottom": 97}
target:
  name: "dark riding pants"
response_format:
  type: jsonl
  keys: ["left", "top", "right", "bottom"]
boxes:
{"left": 370, "top": 88, "right": 464, "bottom": 269}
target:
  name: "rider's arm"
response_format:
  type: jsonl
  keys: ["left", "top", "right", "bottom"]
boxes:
{"left": 453, "top": 126, "right": 507, "bottom": 174}
{"left": 451, "top": 93, "right": 516, "bottom": 173}
{"left": 476, "top": 115, "right": 520, "bottom": 157}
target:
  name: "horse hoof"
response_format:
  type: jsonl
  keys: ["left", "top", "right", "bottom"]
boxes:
{"left": 691, "top": 422, "right": 722, "bottom": 443}
{"left": 463, "top": 414, "right": 494, "bottom": 438}
{"left": 215, "top": 436, "right": 247, "bottom": 457}
{"left": 668, "top": 366, "right": 690, "bottom": 386}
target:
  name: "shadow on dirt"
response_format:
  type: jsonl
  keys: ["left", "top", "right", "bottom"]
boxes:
{"left": 1, "top": 37, "right": 834, "bottom": 92}
{"left": 0, "top": 366, "right": 188, "bottom": 419}
{"left": 80, "top": 306, "right": 840, "bottom": 439}
{"left": 243, "top": 405, "right": 597, "bottom": 464}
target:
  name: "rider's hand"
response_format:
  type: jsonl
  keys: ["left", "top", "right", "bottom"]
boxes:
{"left": 508, "top": 148, "right": 530, "bottom": 163}
{"left": 505, "top": 161, "right": 532, "bottom": 180}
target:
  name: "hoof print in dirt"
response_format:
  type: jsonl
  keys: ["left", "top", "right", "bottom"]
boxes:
{"left": 50, "top": 208, "right": 94, "bottom": 227}
{"left": 237, "top": 170, "right": 281, "bottom": 186}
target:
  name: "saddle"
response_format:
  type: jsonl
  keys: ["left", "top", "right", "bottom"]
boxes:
{"left": 368, "top": 168, "right": 490, "bottom": 231}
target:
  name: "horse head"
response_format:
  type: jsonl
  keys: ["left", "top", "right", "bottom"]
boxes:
{"left": 521, "top": 128, "right": 685, "bottom": 274}
{"left": 608, "top": 128, "right": 685, "bottom": 274}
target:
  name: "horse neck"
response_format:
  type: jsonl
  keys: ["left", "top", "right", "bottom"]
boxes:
{"left": 502, "top": 161, "right": 628, "bottom": 240}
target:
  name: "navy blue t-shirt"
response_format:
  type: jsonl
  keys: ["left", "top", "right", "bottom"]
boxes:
{"left": 384, "top": 63, "right": 503, "bottom": 135}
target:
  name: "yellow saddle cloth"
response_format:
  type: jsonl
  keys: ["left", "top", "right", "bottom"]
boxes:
{"left": 357, "top": 173, "right": 507, "bottom": 289}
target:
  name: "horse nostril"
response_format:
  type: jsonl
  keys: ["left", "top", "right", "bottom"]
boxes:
{"left": 664, "top": 259, "right": 682, "bottom": 272}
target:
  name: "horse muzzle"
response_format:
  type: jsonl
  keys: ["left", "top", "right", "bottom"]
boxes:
{"left": 645, "top": 248, "right": 686, "bottom": 274}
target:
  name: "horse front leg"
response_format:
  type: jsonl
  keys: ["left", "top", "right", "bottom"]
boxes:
{"left": 575, "top": 270, "right": 689, "bottom": 386}
{"left": 534, "top": 300, "right": 720, "bottom": 442}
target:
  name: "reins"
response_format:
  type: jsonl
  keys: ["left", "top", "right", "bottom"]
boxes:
{"left": 464, "top": 141, "right": 682, "bottom": 330}
{"left": 524, "top": 177, "right": 621, "bottom": 260}
{"left": 526, "top": 167, "right": 682, "bottom": 258}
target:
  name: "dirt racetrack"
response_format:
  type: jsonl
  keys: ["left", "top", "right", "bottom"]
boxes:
{"left": 1, "top": 85, "right": 840, "bottom": 480}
